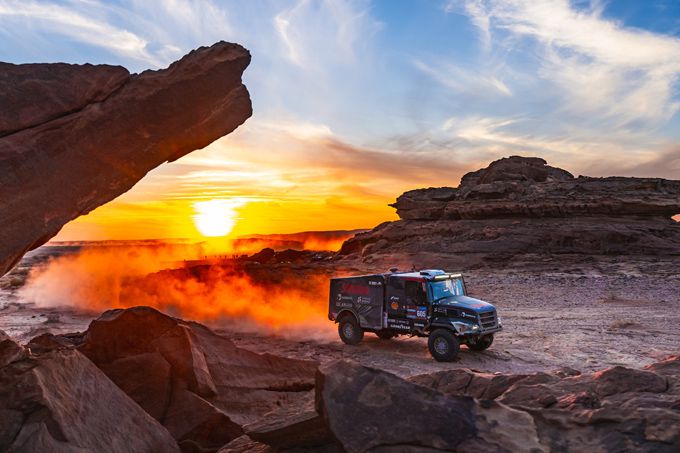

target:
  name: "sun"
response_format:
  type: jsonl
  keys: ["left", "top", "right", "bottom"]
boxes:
{"left": 192, "top": 199, "right": 244, "bottom": 237}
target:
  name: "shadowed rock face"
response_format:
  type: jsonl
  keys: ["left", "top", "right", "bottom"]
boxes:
{"left": 0, "top": 330, "right": 180, "bottom": 452}
{"left": 339, "top": 156, "right": 680, "bottom": 268}
{"left": 314, "top": 359, "right": 544, "bottom": 453}
{"left": 409, "top": 357, "right": 680, "bottom": 452}
{"left": 0, "top": 42, "right": 252, "bottom": 277}
{"left": 53, "top": 307, "right": 318, "bottom": 453}
{"left": 231, "top": 356, "right": 680, "bottom": 452}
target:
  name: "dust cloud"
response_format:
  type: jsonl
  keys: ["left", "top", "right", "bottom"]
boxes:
{"left": 19, "top": 244, "right": 335, "bottom": 338}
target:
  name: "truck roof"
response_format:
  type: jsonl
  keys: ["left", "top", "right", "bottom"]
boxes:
{"left": 331, "top": 269, "right": 463, "bottom": 282}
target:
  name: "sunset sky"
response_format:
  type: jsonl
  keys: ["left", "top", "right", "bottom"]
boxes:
{"left": 2, "top": 0, "right": 680, "bottom": 241}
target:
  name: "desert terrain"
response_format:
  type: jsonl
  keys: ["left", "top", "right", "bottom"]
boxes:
{"left": 2, "top": 245, "right": 678, "bottom": 378}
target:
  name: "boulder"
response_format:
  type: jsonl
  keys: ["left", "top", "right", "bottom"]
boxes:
{"left": 411, "top": 358, "right": 680, "bottom": 452}
{"left": 0, "top": 329, "right": 25, "bottom": 367}
{"left": 74, "top": 306, "right": 318, "bottom": 452}
{"left": 245, "top": 409, "right": 331, "bottom": 449}
{"left": 408, "top": 368, "right": 558, "bottom": 400}
{"left": 0, "top": 342, "right": 179, "bottom": 452}
{"left": 0, "top": 41, "right": 252, "bottom": 277}
{"left": 244, "top": 392, "right": 333, "bottom": 449}
{"left": 218, "top": 435, "right": 272, "bottom": 453}
{"left": 592, "top": 366, "right": 667, "bottom": 397}
{"left": 315, "top": 359, "right": 544, "bottom": 453}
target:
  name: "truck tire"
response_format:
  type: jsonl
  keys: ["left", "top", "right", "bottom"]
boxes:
{"left": 467, "top": 334, "right": 494, "bottom": 351}
{"left": 338, "top": 315, "right": 363, "bottom": 345}
{"left": 428, "top": 329, "right": 460, "bottom": 362}
{"left": 375, "top": 330, "right": 395, "bottom": 340}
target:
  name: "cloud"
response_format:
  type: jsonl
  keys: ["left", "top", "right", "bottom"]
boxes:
{"left": 585, "top": 146, "right": 680, "bottom": 179}
{"left": 435, "top": 113, "right": 674, "bottom": 176}
{"left": 0, "top": 0, "right": 157, "bottom": 63}
{"left": 273, "top": 0, "right": 381, "bottom": 69}
{"left": 414, "top": 59, "right": 512, "bottom": 97}
{"left": 446, "top": 0, "right": 492, "bottom": 49}
{"left": 452, "top": 0, "right": 680, "bottom": 128}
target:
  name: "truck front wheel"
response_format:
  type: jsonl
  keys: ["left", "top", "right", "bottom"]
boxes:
{"left": 467, "top": 334, "right": 494, "bottom": 351}
{"left": 428, "top": 329, "right": 460, "bottom": 362}
{"left": 338, "top": 315, "right": 364, "bottom": 345}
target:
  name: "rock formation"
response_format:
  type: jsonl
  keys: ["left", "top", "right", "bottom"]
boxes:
{"left": 339, "top": 156, "right": 680, "bottom": 268}
{"left": 52, "top": 307, "right": 318, "bottom": 452}
{"left": 409, "top": 357, "right": 680, "bottom": 451}
{"left": 315, "top": 359, "right": 545, "bottom": 453}
{"left": 0, "top": 42, "right": 252, "bottom": 277}
{"left": 0, "top": 330, "right": 179, "bottom": 452}
{"left": 223, "top": 356, "right": 680, "bottom": 452}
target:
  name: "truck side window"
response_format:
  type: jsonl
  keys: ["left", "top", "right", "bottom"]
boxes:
{"left": 405, "top": 281, "right": 427, "bottom": 305}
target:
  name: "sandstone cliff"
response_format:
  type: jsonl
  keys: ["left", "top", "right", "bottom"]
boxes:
{"left": 0, "top": 42, "right": 252, "bottom": 276}
{"left": 339, "top": 156, "right": 680, "bottom": 268}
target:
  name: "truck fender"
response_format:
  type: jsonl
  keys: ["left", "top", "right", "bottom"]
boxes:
{"left": 428, "top": 322, "right": 455, "bottom": 333}
{"left": 335, "top": 310, "right": 359, "bottom": 325}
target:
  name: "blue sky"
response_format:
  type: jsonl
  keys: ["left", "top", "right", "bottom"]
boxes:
{"left": 2, "top": 0, "right": 680, "bottom": 238}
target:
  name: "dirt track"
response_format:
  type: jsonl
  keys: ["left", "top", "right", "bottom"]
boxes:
{"left": 222, "top": 264, "right": 680, "bottom": 377}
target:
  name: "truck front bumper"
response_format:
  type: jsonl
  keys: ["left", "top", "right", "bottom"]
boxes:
{"left": 454, "top": 323, "right": 502, "bottom": 336}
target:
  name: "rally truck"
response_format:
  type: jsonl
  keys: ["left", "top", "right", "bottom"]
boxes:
{"left": 328, "top": 269, "right": 502, "bottom": 361}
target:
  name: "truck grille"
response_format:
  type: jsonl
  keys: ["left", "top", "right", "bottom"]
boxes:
{"left": 478, "top": 310, "right": 497, "bottom": 330}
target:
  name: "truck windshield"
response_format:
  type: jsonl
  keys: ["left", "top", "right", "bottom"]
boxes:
{"left": 429, "top": 278, "right": 466, "bottom": 301}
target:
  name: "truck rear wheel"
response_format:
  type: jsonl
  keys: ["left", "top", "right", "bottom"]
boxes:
{"left": 467, "top": 334, "right": 494, "bottom": 351}
{"left": 428, "top": 329, "right": 460, "bottom": 362}
{"left": 375, "top": 330, "right": 396, "bottom": 340}
{"left": 338, "top": 315, "right": 363, "bottom": 345}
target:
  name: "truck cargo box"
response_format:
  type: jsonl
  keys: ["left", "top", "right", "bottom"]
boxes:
{"left": 329, "top": 274, "right": 385, "bottom": 330}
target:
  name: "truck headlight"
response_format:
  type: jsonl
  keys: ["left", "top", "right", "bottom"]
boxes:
{"left": 497, "top": 316, "right": 502, "bottom": 326}
{"left": 452, "top": 321, "right": 479, "bottom": 334}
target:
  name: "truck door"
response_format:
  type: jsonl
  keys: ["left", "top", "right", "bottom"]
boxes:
{"left": 405, "top": 280, "right": 429, "bottom": 329}
{"left": 386, "top": 276, "right": 406, "bottom": 319}
{"left": 385, "top": 277, "right": 429, "bottom": 332}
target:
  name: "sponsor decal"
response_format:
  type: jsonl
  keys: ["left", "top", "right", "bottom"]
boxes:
{"left": 368, "top": 280, "right": 382, "bottom": 286}
{"left": 387, "top": 318, "right": 412, "bottom": 331}
{"left": 357, "top": 296, "right": 372, "bottom": 305}
{"left": 390, "top": 301, "right": 399, "bottom": 310}
{"left": 406, "top": 306, "right": 417, "bottom": 319}
{"left": 341, "top": 283, "right": 370, "bottom": 295}
{"left": 416, "top": 306, "right": 427, "bottom": 318}
{"left": 414, "top": 322, "right": 425, "bottom": 328}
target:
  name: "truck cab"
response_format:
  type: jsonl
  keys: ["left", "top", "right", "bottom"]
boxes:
{"left": 328, "top": 269, "right": 502, "bottom": 361}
